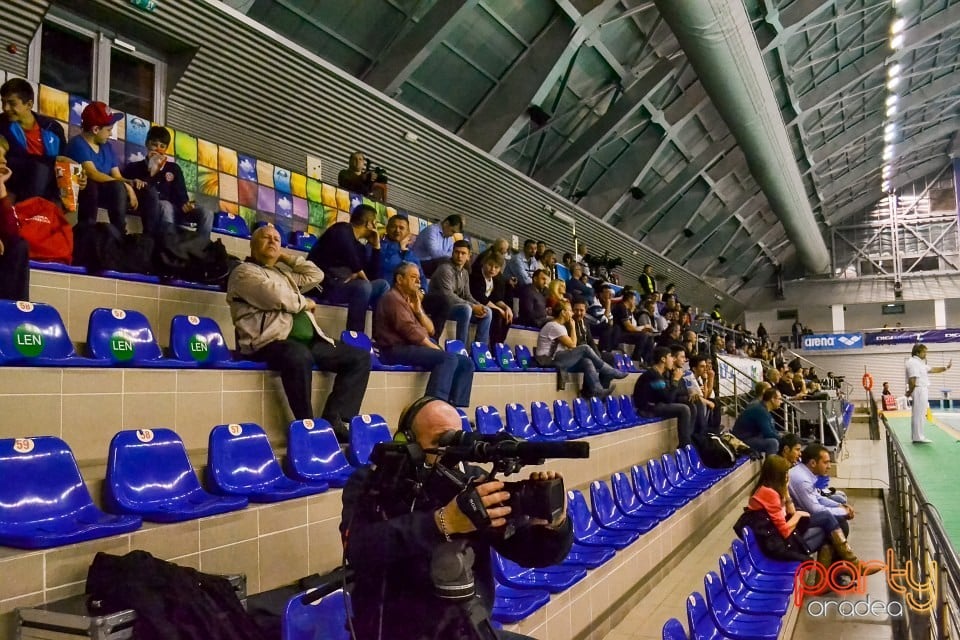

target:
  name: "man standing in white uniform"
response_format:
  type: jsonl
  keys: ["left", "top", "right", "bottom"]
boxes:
{"left": 905, "top": 343, "right": 951, "bottom": 443}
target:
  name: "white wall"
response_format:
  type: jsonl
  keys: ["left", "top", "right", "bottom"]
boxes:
{"left": 746, "top": 299, "right": 942, "bottom": 336}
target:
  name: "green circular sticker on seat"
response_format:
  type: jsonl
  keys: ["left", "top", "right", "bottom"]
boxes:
{"left": 478, "top": 355, "right": 486, "bottom": 365}
{"left": 110, "top": 331, "right": 135, "bottom": 362}
{"left": 189, "top": 334, "right": 210, "bottom": 362}
{"left": 13, "top": 323, "right": 44, "bottom": 357}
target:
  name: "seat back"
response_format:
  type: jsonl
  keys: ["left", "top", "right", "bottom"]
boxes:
{"left": 282, "top": 588, "right": 352, "bottom": 640}
{"left": 208, "top": 423, "right": 287, "bottom": 492}
{"left": 718, "top": 554, "right": 743, "bottom": 591}
{"left": 505, "top": 403, "right": 538, "bottom": 440}
{"left": 170, "top": 315, "right": 233, "bottom": 364}
{"left": 589, "top": 480, "right": 620, "bottom": 525}
{"left": 684, "top": 444, "right": 707, "bottom": 472}
{"left": 630, "top": 464, "right": 656, "bottom": 502}
{"left": 611, "top": 471, "right": 642, "bottom": 514}
{"left": 567, "top": 489, "right": 599, "bottom": 538}
{"left": 661, "top": 453, "right": 685, "bottom": 486}
{"left": 493, "top": 343, "right": 521, "bottom": 371}
{"left": 348, "top": 414, "right": 392, "bottom": 466}
{"left": 456, "top": 408, "right": 474, "bottom": 432}
{"left": 444, "top": 339, "right": 468, "bottom": 357}
{"left": 620, "top": 395, "right": 641, "bottom": 422}
{"left": 475, "top": 405, "right": 505, "bottom": 435}
{"left": 590, "top": 396, "right": 613, "bottom": 428}
{"left": 0, "top": 300, "right": 79, "bottom": 361}
{"left": 288, "top": 231, "right": 318, "bottom": 252}
{"left": 287, "top": 419, "right": 354, "bottom": 482}
{"left": 572, "top": 397, "right": 598, "bottom": 431}
{"left": 0, "top": 436, "right": 96, "bottom": 522}
{"left": 514, "top": 344, "right": 538, "bottom": 370}
{"left": 646, "top": 458, "right": 670, "bottom": 493}
{"left": 661, "top": 618, "right": 688, "bottom": 640}
{"left": 605, "top": 396, "right": 625, "bottom": 425}
{"left": 87, "top": 308, "right": 164, "bottom": 363}
{"left": 685, "top": 592, "right": 718, "bottom": 640}
{"left": 530, "top": 401, "right": 561, "bottom": 438}
{"left": 340, "top": 330, "right": 373, "bottom": 353}
{"left": 676, "top": 447, "right": 698, "bottom": 478}
{"left": 471, "top": 342, "right": 499, "bottom": 371}
{"left": 703, "top": 572, "right": 729, "bottom": 611}
{"left": 106, "top": 428, "right": 203, "bottom": 511}
{"left": 213, "top": 211, "right": 251, "bottom": 237}
{"left": 552, "top": 400, "right": 580, "bottom": 434}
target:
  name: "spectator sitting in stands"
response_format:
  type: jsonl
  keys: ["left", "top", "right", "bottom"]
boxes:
{"left": 576, "top": 243, "right": 590, "bottom": 275}
{"left": 731, "top": 387, "right": 783, "bottom": 455}
{"left": 535, "top": 240, "right": 547, "bottom": 262}
{"left": 307, "top": 204, "right": 389, "bottom": 334}
{"left": 468, "top": 249, "right": 512, "bottom": 347}
{"left": 613, "top": 291, "right": 654, "bottom": 364}
{"left": 590, "top": 284, "right": 615, "bottom": 351}
{"left": 779, "top": 433, "right": 803, "bottom": 466}
{"left": 570, "top": 298, "right": 605, "bottom": 356}
{"left": 633, "top": 346, "right": 693, "bottom": 447}
{"left": 0, "top": 138, "right": 29, "bottom": 301}
{"left": 540, "top": 249, "right": 558, "bottom": 279}
{"left": 504, "top": 238, "right": 540, "bottom": 288}
{"left": 661, "top": 283, "right": 677, "bottom": 306}
{"left": 536, "top": 300, "right": 627, "bottom": 398}
{"left": 470, "top": 237, "right": 510, "bottom": 278}
{"left": 638, "top": 298, "right": 666, "bottom": 333}
{"left": 411, "top": 213, "right": 463, "bottom": 277}
{"left": 565, "top": 263, "right": 594, "bottom": 304}
{"left": 337, "top": 151, "right": 387, "bottom": 202}
{"left": 518, "top": 268, "right": 550, "bottom": 328}
{"left": 682, "top": 329, "right": 698, "bottom": 356}
{"left": 226, "top": 224, "right": 371, "bottom": 442}
{"left": 380, "top": 214, "right": 425, "bottom": 286}
{"left": 423, "top": 239, "right": 490, "bottom": 345}
{"left": 545, "top": 278, "right": 567, "bottom": 314}
{"left": 656, "top": 322, "right": 682, "bottom": 348}
{"left": 374, "top": 263, "right": 474, "bottom": 406}
{"left": 66, "top": 102, "right": 161, "bottom": 237}
{"left": 562, "top": 252, "right": 574, "bottom": 271}
{"left": 123, "top": 126, "right": 213, "bottom": 239}
{"left": 0, "top": 77, "right": 70, "bottom": 204}
{"left": 638, "top": 264, "right": 657, "bottom": 296}
{"left": 685, "top": 353, "right": 716, "bottom": 437}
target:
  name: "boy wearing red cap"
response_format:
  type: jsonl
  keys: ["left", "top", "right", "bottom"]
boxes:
{"left": 65, "top": 101, "right": 159, "bottom": 236}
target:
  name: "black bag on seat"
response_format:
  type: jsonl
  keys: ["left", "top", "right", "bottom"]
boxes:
{"left": 691, "top": 432, "right": 737, "bottom": 468}
{"left": 155, "top": 229, "right": 235, "bottom": 285}
{"left": 732, "top": 508, "right": 812, "bottom": 562}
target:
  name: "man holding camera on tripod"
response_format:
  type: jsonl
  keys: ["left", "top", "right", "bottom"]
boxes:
{"left": 340, "top": 397, "right": 574, "bottom": 640}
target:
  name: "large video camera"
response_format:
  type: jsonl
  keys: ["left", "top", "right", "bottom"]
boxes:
{"left": 363, "top": 157, "right": 388, "bottom": 183}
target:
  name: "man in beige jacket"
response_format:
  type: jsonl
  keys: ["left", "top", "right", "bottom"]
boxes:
{"left": 227, "top": 224, "right": 371, "bottom": 441}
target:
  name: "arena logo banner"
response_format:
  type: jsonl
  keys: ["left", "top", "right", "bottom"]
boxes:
{"left": 717, "top": 356, "right": 764, "bottom": 398}
{"left": 802, "top": 333, "right": 864, "bottom": 351}
{"left": 864, "top": 329, "right": 960, "bottom": 346}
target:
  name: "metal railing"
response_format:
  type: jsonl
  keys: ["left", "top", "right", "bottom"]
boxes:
{"left": 884, "top": 414, "right": 960, "bottom": 640}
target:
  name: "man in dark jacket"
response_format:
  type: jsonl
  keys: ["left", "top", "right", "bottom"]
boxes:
{"left": 517, "top": 268, "right": 550, "bottom": 327}
{"left": 423, "top": 240, "right": 491, "bottom": 345}
{"left": 633, "top": 346, "right": 693, "bottom": 447}
{"left": 340, "top": 397, "right": 573, "bottom": 640}
{"left": 307, "top": 203, "right": 389, "bottom": 333}
{"left": 0, "top": 77, "right": 67, "bottom": 204}
{"left": 0, "top": 138, "right": 29, "bottom": 300}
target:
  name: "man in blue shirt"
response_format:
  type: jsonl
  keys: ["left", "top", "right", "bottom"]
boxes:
{"left": 379, "top": 214, "right": 425, "bottom": 286}
{"left": 730, "top": 388, "right": 782, "bottom": 454}
{"left": 65, "top": 102, "right": 160, "bottom": 236}
{"left": 504, "top": 239, "right": 540, "bottom": 287}
{"left": 411, "top": 213, "right": 462, "bottom": 277}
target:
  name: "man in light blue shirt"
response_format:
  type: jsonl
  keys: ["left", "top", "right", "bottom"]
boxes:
{"left": 504, "top": 239, "right": 540, "bottom": 287}
{"left": 411, "top": 213, "right": 462, "bottom": 276}
{"left": 788, "top": 443, "right": 852, "bottom": 536}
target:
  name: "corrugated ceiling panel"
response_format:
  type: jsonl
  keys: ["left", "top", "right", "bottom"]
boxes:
{"left": 0, "top": 0, "right": 50, "bottom": 76}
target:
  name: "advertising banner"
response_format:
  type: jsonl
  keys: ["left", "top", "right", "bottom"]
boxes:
{"left": 801, "top": 333, "right": 864, "bottom": 350}
{"left": 717, "top": 355, "right": 764, "bottom": 398}
{"left": 864, "top": 329, "right": 960, "bottom": 346}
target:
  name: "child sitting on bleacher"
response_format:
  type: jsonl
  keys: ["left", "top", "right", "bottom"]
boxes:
{"left": 0, "top": 137, "right": 29, "bottom": 301}
{"left": 124, "top": 126, "right": 213, "bottom": 240}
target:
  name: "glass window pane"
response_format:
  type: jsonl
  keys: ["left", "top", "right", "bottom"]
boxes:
{"left": 39, "top": 22, "right": 94, "bottom": 98}
{"left": 109, "top": 49, "right": 155, "bottom": 118}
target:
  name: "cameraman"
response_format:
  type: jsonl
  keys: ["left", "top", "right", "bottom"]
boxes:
{"left": 340, "top": 397, "right": 573, "bottom": 640}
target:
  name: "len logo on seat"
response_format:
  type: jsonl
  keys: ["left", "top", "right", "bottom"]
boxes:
{"left": 188, "top": 335, "right": 210, "bottom": 362}
{"left": 14, "top": 324, "right": 44, "bottom": 358}
{"left": 110, "top": 331, "right": 135, "bottom": 361}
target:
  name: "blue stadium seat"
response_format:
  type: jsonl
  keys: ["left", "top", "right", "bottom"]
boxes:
{"left": 716, "top": 558, "right": 790, "bottom": 616}
{"left": 677, "top": 446, "right": 728, "bottom": 483}
{"left": 605, "top": 395, "right": 630, "bottom": 427}
{"left": 493, "top": 343, "right": 522, "bottom": 372}
{"left": 740, "top": 527, "right": 802, "bottom": 575}
{"left": 683, "top": 444, "right": 736, "bottom": 478}
{"left": 492, "top": 551, "right": 586, "bottom": 593}
{"left": 471, "top": 342, "right": 500, "bottom": 372}
{"left": 444, "top": 339, "right": 469, "bottom": 357}
{"left": 552, "top": 400, "right": 583, "bottom": 437}
{"left": 475, "top": 405, "right": 506, "bottom": 435}
{"left": 341, "top": 330, "right": 415, "bottom": 371}
{"left": 0, "top": 436, "right": 142, "bottom": 549}
{"left": 561, "top": 541, "right": 615, "bottom": 569}
{"left": 589, "top": 480, "right": 659, "bottom": 534}
{"left": 611, "top": 471, "right": 675, "bottom": 520}
{"left": 213, "top": 211, "right": 251, "bottom": 238}
{"left": 505, "top": 403, "right": 545, "bottom": 441}
{"left": 620, "top": 395, "right": 652, "bottom": 427}
{"left": 630, "top": 464, "right": 687, "bottom": 509}
{"left": 456, "top": 408, "right": 474, "bottom": 432}
{"left": 170, "top": 315, "right": 265, "bottom": 369}
{"left": 661, "top": 453, "right": 715, "bottom": 491}
{"left": 528, "top": 401, "right": 566, "bottom": 440}
{"left": 702, "top": 572, "right": 782, "bottom": 639}
{"left": 282, "top": 588, "right": 352, "bottom": 640}
{"left": 613, "top": 352, "right": 631, "bottom": 372}
{"left": 685, "top": 592, "right": 728, "bottom": 640}
{"left": 207, "top": 423, "right": 329, "bottom": 502}
{"left": 572, "top": 397, "right": 604, "bottom": 434}
{"left": 288, "top": 231, "right": 318, "bottom": 252}
{"left": 590, "top": 396, "right": 617, "bottom": 431}
{"left": 646, "top": 459, "right": 700, "bottom": 501}
{"left": 347, "top": 414, "right": 392, "bottom": 466}
{"left": 492, "top": 582, "right": 550, "bottom": 624}
{"left": 725, "top": 548, "right": 794, "bottom": 594}
{"left": 0, "top": 300, "right": 107, "bottom": 367}
{"left": 514, "top": 344, "right": 548, "bottom": 371}
{"left": 87, "top": 308, "right": 195, "bottom": 367}
{"left": 286, "top": 419, "right": 355, "bottom": 487}
{"left": 106, "top": 428, "right": 248, "bottom": 522}
{"left": 555, "top": 263, "right": 571, "bottom": 281}
{"left": 662, "top": 618, "right": 689, "bottom": 640}
{"left": 567, "top": 489, "right": 638, "bottom": 549}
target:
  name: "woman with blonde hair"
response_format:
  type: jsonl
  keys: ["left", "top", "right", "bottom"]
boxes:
{"left": 545, "top": 278, "right": 568, "bottom": 314}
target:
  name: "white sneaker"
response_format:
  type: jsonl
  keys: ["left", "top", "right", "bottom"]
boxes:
{"left": 913, "top": 437, "right": 933, "bottom": 444}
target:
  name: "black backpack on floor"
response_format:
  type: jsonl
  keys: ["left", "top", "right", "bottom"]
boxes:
{"left": 691, "top": 432, "right": 737, "bottom": 468}
{"left": 73, "top": 222, "right": 155, "bottom": 274}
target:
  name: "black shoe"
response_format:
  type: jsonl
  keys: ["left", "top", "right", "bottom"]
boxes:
{"left": 331, "top": 420, "right": 350, "bottom": 444}
{"left": 556, "top": 370, "right": 569, "bottom": 391}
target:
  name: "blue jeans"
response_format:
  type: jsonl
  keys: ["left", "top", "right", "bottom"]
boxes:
{"left": 323, "top": 278, "right": 390, "bottom": 333}
{"left": 552, "top": 345, "right": 617, "bottom": 395}
{"left": 379, "top": 345, "right": 475, "bottom": 406}
{"left": 801, "top": 509, "right": 844, "bottom": 551}
{"left": 442, "top": 303, "right": 492, "bottom": 345}
{"left": 159, "top": 200, "right": 213, "bottom": 239}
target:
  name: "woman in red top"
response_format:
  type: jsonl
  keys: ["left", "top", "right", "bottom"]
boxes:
{"left": 0, "top": 137, "right": 30, "bottom": 301}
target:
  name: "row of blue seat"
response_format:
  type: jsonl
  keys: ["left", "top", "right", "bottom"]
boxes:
{"left": 661, "top": 527, "right": 799, "bottom": 640}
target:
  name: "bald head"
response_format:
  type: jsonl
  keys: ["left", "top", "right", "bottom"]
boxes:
{"left": 250, "top": 224, "right": 282, "bottom": 266}
{"left": 409, "top": 398, "right": 462, "bottom": 452}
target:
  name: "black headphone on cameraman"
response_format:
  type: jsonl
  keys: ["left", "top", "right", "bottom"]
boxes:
{"left": 395, "top": 395, "right": 443, "bottom": 444}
